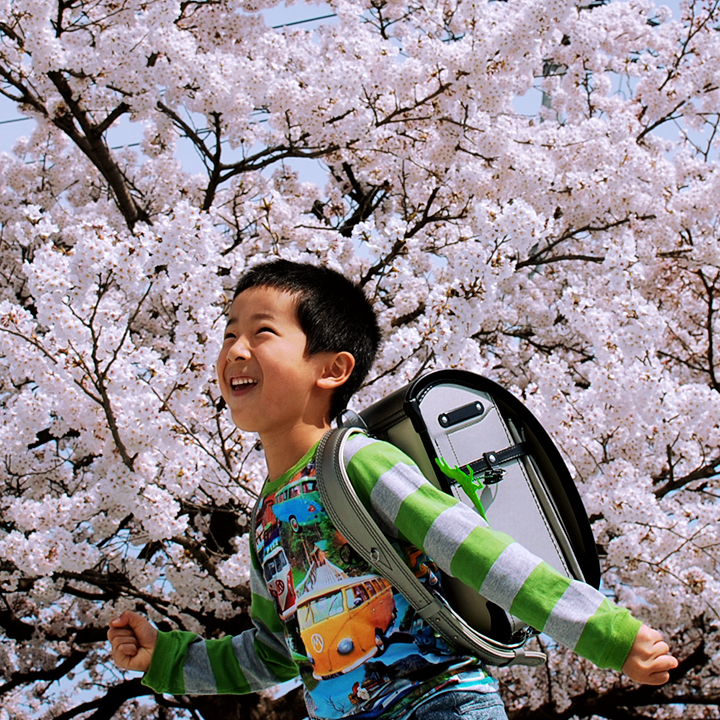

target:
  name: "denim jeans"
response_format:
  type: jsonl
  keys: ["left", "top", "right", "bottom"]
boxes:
{"left": 408, "top": 691, "right": 509, "bottom": 720}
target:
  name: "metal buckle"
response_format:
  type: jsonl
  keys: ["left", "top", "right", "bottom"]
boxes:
{"left": 481, "top": 452, "right": 506, "bottom": 484}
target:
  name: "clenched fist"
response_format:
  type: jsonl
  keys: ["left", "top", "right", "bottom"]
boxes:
{"left": 621, "top": 624, "right": 678, "bottom": 685}
{"left": 107, "top": 611, "right": 158, "bottom": 673}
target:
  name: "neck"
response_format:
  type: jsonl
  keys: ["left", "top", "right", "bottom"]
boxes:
{"left": 261, "top": 421, "right": 331, "bottom": 481}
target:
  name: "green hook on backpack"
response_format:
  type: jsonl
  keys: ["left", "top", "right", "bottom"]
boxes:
{"left": 435, "top": 458, "right": 489, "bottom": 525}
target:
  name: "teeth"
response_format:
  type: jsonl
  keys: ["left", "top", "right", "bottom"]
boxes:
{"left": 230, "top": 378, "right": 257, "bottom": 388}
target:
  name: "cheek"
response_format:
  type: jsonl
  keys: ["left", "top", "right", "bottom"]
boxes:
{"left": 216, "top": 353, "right": 226, "bottom": 380}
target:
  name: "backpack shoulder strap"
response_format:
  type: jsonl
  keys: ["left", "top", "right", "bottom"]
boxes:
{"left": 315, "top": 427, "right": 545, "bottom": 668}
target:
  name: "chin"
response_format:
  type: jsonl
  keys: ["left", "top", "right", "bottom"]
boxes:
{"left": 229, "top": 412, "right": 258, "bottom": 433}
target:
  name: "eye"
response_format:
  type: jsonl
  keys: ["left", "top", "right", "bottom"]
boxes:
{"left": 223, "top": 331, "right": 236, "bottom": 341}
{"left": 257, "top": 326, "right": 277, "bottom": 335}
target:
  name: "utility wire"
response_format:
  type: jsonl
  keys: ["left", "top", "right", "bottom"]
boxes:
{"left": 271, "top": 12, "right": 336, "bottom": 29}
{"left": 0, "top": 116, "right": 31, "bottom": 125}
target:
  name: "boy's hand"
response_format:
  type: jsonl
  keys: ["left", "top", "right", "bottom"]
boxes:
{"left": 621, "top": 624, "right": 678, "bottom": 685}
{"left": 107, "top": 610, "right": 158, "bottom": 673}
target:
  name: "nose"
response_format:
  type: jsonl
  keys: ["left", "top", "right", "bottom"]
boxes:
{"left": 226, "top": 336, "right": 251, "bottom": 363}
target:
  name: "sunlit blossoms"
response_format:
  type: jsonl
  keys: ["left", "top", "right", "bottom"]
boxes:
{"left": 2, "top": 0, "right": 720, "bottom": 718}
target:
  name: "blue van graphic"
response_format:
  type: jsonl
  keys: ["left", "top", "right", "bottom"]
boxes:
{"left": 272, "top": 477, "right": 324, "bottom": 531}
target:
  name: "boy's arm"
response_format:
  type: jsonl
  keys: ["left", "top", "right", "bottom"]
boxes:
{"left": 108, "top": 547, "right": 299, "bottom": 695}
{"left": 344, "top": 435, "right": 677, "bottom": 679}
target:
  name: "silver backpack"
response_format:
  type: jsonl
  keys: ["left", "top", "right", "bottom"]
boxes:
{"left": 316, "top": 370, "right": 600, "bottom": 667}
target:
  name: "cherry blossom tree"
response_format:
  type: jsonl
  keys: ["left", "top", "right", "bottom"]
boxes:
{"left": 1, "top": 0, "right": 720, "bottom": 717}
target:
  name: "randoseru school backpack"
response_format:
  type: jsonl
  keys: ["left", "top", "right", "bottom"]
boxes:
{"left": 316, "top": 369, "right": 600, "bottom": 667}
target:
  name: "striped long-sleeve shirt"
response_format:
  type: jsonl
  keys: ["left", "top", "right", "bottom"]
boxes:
{"left": 142, "top": 434, "right": 640, "bottom": 718}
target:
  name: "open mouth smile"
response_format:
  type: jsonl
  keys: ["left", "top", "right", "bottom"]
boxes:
{"left": 230, "top": 377, "right": 258, "bottom": 390}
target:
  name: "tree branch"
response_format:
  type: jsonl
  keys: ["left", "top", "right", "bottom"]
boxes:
{"left": 51, "top": 679, "right": 154, "bottom": 720}
{"left": 46, "top": 71, "right": 149, "bottom": 229}
{"left": 0, "top": 650, "right": 86, "bottom": 696}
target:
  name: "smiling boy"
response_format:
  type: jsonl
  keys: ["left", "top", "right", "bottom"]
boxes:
{"left": 218, "top": 284, "right": 355, "bottom": 479}
{"left": 109, "top": 260, "right": 677, "bottom": 720}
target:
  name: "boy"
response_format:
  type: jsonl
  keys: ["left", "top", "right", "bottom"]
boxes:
{"left": 109, "top": 260, "right": 677, "bottom": 720}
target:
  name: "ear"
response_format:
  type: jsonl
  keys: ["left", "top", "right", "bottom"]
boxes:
{"left": 316, "top": 351, "right": 355, "bottom": 390}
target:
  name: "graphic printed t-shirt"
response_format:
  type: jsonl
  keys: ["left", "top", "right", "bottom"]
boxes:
{"left": 254, "top": 442, "right": 494, "bottom": 719}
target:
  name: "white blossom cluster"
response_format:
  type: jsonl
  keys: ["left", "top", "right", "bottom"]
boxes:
{"left": 2, "top": 0, "right": 720, "bottom": 716}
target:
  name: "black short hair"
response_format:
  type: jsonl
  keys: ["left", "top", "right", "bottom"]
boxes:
{"left": 233, "top": 259, "right": 380, "bottom": 419}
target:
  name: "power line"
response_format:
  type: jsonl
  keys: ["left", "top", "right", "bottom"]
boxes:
{"left": 0, "top": 116, "right": 31, "bottom": 125}
{"left": 272, "top": 12, "right": 336, "bottom": 29}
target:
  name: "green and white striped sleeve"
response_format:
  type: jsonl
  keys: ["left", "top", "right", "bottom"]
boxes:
{"left": 142, "top": 542, "right": 299, "bottom": 695}
{"left": 344, "top": 433, "right": 641, "bottom": 672}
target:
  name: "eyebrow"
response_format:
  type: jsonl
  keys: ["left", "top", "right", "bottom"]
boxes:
{"left": 225, "top": 311, "right": 277, "bottom": 327}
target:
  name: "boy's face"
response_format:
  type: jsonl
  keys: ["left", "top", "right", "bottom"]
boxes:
{"left": 217, "top": 285, "right": 334, "bottom": 437}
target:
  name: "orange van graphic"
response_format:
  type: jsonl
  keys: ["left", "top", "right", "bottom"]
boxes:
{"left": 297, "top": 575, "right": 396, "bottom": 679}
